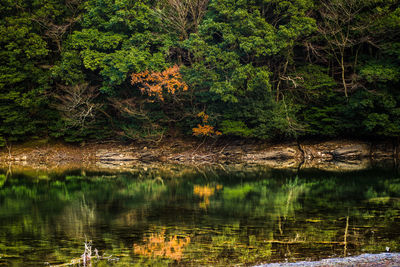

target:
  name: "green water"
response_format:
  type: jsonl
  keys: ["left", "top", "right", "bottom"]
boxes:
{"left": 0, "top": 165, "right": 400, "bottom": 266}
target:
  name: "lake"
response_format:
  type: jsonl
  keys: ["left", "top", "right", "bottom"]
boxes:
{"left": 0, "top": 164, "right": 399, "bottom": 266}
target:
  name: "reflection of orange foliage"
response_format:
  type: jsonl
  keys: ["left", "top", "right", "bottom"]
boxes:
{"left": 131, "top": 65, "right": 188, "bottom": 101}
{"left": 133, "top": 229, "right": 190, "bottom": 261}
{"left": 192, "top": 112, "right": 222, "bottom": 136}
{"left": 194, "top": 185, "right": 215, "bottom": 198}
{"left": 193, "top": 184, "right": 222, "bottom": 209}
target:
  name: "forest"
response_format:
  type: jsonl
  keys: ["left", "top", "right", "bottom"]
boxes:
{"left": 1, "top": 0, "right": 400, "bottom": 145}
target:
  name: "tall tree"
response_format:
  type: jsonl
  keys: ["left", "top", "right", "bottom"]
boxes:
{"left": 183, "top": 0, "right": 315, "bottom": 138}
{"left": 0, "top": 0, "right": 49, "bottom": 145}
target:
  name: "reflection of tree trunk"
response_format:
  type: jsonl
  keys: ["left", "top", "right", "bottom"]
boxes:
{"left": 394, "top": 137, "right": 399, "bottom": 168}
{"left": 5, "top": 139, "right": 12, "bottom": 160}
{"left": 344, "top": 216, "right": 349, "bottom": 256}
{"left": 4, "top": 140, "right": 13, "bottom": 181}
{"left": 6, "top": 162, "right": 12, "bottom": 178}
{"left": 352, "top": 223, "right": 360, "bottom": 248}
{"left": 286, "top": 243, "right": 292, "bottom": 258}
{"left": 285, "top": 189, "right": 293, "bottom": 219}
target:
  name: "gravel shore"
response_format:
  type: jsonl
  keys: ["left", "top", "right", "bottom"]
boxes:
{"left": 257, "top": 253, "right": 400, "bottom": 267}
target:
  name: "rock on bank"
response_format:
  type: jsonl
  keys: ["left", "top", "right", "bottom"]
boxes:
{"left": 0, "top": 139, "right": 398, "bottom": 171}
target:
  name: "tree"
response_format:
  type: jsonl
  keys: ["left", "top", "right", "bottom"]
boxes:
{"left": 58, "top": 0, "right": 171, "bottom": 93}
{"left": 53, "top": 83, "right": 102, "bottom": 129}
{"left": 131, "top": 65, "right": 188, "bottom": 101}
{"left": 107, "top": 65, "right": 190, "bottom": 142}
{"left": 156, "top": 0, "right": 209, "bottom": 40}
{"left": 156, "top": 0, "right": 209, "bottom": 64}
{"left": 310, "top": 0, "right": 400, "bottom": 98}
{"left": 0, "top": 0, "right": 50, "bottom": 144}
{"left": 31, "top": 0, "right": 83, "bottom": 53}
{"left": 315, "top": 0, "right": 370, "bottom": 97}
{"left": 183, "top": 0, "right": 315, "bottom": 139}
{"left": 192, "top": 111, "right": 221, "bottom": 136}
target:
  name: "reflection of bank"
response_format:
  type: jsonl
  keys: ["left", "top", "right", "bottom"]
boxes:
{"left": 133, "top": 227, "right": 191, "bottom": 261}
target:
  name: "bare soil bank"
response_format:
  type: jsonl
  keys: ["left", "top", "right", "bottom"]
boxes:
{"left": 0, "top": 139, "right": 398, "bottom": 171}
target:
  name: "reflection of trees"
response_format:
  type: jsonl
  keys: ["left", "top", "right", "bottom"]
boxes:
{"left": 218, "top": 176, "right": 310, "bottom": 219}
{"left": 0, "top": 167, "right": 400, "bottom": 265}
{"left": 56, "top": 195, "right": 96, "bottom": 238}
{"left": 194, "top": 177, "right": 312, "bottom": 263}
{"left": 187, "top": 170, "right": 400, "bottom": 263}
{"left": 185, "top": 225, "right": 273, "bottom": 265}
{"left": 193, "top": 184, "right": 222, "bottom": 209}
{"left": 0, "top": 172, "right": 168, "bottom": 264}
{"left": 133, "top": 227, "right": 190, "bottom": 261}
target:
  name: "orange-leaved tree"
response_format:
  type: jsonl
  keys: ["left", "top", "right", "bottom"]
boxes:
{"left": 192, "top": 111, "right": 221, "bottom": 137}
{"left": 131, "top": 65, "right": 188, "bottom": 101}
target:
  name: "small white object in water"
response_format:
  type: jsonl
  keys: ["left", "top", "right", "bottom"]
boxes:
{"left": 386, "top": 247, "right": 390, "bottom": 252}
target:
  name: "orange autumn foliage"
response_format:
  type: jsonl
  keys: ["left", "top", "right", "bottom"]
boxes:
{"left": 192, "top": 111, "right": 222, "bottom": 136}
{"left": 133, "top": 229, "right": 191, "bottom": 261}
{"left": 131, "top": 65, "right": 188, "bottom": 101}
{"left": 192, "top": 124, "right": 216, "bottom": 136}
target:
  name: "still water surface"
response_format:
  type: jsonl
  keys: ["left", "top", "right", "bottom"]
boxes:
{"left": 0, "top": 165, "right": 400, "bottom": 266}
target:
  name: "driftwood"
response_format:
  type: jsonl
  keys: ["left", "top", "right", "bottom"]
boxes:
{"left": 47, "top": 241, "right": 119, "bottom": 267}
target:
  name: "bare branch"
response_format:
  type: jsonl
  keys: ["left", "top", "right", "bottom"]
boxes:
{"left": 53, "top": 83, "right": 102, "bottom": 129}
{"left": 157, "top": 0, "right": 209, "bottom": 38}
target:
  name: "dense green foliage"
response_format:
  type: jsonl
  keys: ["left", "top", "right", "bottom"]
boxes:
{"left": 1, "top": 0, "right": 400, "bottom": 144}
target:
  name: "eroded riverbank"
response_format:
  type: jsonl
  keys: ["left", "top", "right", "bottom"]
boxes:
{"left": 0, "top": 139, "right": 398, "bottom": 172}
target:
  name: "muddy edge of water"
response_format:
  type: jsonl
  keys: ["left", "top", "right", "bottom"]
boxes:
{"left": 0, "top": 139, "right": 398, "bottom": 171}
